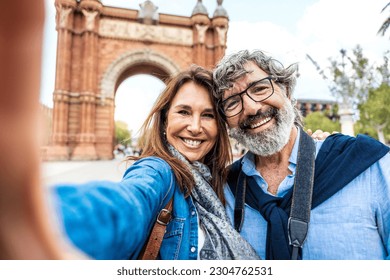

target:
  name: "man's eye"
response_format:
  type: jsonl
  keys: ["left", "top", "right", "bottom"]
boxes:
{"left": 250, "top": 85, "right": 268, "bottom": 94}
{"left": 224, "top": 98, "right": 240, "bottom": 111}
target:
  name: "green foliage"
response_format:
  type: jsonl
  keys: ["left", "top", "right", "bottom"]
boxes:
{"left": 354, "top": 122, "right": 378, "bottom": 139}
{"left": 376, "top": 50, "right": 390, "bottom": 85}
{"left": 115, "top": 120, "right": 132, "bottom": 146}
{"left": 357, "top": 83, "right": 390, "bottom": 143}
{"left": 304, "top": 111, "right": 341, "bottom": 133}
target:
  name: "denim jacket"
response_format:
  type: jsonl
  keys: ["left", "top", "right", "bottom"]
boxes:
{"left": 52, "top": 157, "right": 199, "bottom": 260}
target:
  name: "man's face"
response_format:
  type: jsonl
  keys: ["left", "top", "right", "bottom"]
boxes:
{"left": 222, "top": 61, "right": 295, "bottom": 156}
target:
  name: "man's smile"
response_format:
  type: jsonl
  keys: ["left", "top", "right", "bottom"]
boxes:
{"left": 250, "top": 116, "right": 272, "bottom": 129}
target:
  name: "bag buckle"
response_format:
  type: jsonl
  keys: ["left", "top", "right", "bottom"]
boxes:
{"left": 156, "top": 208, "right": 172, "bottom": 226}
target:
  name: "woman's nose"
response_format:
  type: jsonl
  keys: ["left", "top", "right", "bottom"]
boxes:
{"left": 187, "top": 116, "right": 202, "bottom": 134}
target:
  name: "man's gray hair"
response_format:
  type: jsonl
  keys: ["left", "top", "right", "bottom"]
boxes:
{"left": 213, "top": 49, "right": 303, "bottom": 126}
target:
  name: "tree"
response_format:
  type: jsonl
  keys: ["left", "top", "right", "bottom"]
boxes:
{"left": 356, "top": 51, "right": 390, "bottom": 144}
{"left": 304, "top": 111, "right": 340, "bottom": 134}
{"left": 328, "top": 45, "right": 373, "bottom": 105}
{"left": 115, "top": 120, "right": 132, "bottom": 146}
{"left": 307, "top": 45, "right": 374, "bottom": 136}
{"left": 307, "top": 45, "right": 374, "bottom": 106}
{"left": 378, "top": 2, "right": 390, "bottom": 38}
{"left": 357, "top": 83, "right": 390, "bottom": 144}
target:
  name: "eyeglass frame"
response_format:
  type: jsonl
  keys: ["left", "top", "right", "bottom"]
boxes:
{"left": 218, "top": 76, "right": 276, "bottom": 118}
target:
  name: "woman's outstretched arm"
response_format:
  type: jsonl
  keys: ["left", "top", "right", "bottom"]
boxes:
{"left": 0, "top": 0, "right": 80, "bottom": 259}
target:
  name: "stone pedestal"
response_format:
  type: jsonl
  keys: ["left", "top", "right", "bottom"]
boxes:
{"left": 338, "top": 104, "right": 355, "bottom": 136}
{"left": 71, "top": 143, "right": 98, "bottom": 160}
{"left": 42, "top": 145, "right": 69, "bottom": 161}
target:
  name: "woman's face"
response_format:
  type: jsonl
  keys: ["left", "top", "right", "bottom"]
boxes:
{"left": 166, "top": 81, "right": 218, "bottom": 163}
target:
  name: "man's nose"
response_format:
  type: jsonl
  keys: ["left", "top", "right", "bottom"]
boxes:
{"left": 242, "top": 93, "right": 263, "bottom": 116}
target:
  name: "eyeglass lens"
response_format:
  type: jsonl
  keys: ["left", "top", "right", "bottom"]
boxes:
{"left": 222, "top": 77, "right": 274, "bottom": 117}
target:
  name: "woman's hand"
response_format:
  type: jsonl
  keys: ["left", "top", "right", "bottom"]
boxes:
{"left": 307, "top": 129, "right": 334, "bottom": 140}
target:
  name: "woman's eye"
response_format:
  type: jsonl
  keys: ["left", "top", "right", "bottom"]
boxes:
{"left": 178, "top": 110, "right": 190, "bottom": 115}
{"left": 203, "top": 113, "right": 215, "bottom": 119}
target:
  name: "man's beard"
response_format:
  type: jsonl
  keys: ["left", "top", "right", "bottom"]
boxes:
{"left": 228, "top": 102, "right": 295, "bottom": 157}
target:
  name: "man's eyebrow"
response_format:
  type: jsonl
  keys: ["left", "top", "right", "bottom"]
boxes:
{"left": 224, "top": 80, "right": 257, "bottom": 98}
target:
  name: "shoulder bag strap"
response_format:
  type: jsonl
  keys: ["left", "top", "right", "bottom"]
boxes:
{"left": 138, "top": 198, "right": 173, "bottom": 260}
{"left": 288, "top": 129, "right": 316, "bottom": 260}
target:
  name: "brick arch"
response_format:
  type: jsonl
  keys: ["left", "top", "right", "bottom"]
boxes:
{"left": 100, "top": 50, "right": 180, "bottom": 100}
{"left": 47, "top": 0, "right": 228, "bottom": 161}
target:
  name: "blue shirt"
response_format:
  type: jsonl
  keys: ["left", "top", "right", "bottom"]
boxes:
{"left": 52, "top": 157, "right": 200, "bottom": 260}
{"left": 224, "top": 131, "right": 390, "bottom": 260}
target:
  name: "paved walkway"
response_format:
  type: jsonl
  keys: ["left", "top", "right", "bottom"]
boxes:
{"left": 42, "top": 156, "right": 131, "bottom": 187}
{"left": 42, "top": 156, "right": 243, "bottom": 187}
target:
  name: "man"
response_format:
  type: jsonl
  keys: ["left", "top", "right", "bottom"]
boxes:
{"left": 213, "top": 50, "right": 390, "bottom": 260}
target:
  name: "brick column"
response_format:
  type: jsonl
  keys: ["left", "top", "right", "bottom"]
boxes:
{"left": 191, "top": 14, "right": 210, "bottom": 68}
{"left": 211, "top": 16, "right": 228, "bottom": 66}
{"left": 71, "top": 0, "right": 102, "bottom": 160}
{"left": 47, "top": 0, "right": 77, "bottom": 160}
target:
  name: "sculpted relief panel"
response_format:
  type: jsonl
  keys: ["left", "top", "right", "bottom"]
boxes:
{"left": 99, "top": 19, "right": 193, "bottom": 46}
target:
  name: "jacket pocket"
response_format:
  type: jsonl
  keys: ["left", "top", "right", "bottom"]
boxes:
{"left": 159, "top": 218, "right": 185, "bottom": 260}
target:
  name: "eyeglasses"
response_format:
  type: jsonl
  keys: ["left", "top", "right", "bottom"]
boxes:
{"left": 220, "top": 76, "right": 275, "bottom": 118}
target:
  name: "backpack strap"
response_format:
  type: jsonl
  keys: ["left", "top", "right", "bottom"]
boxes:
{"left": 138, "top": 198, "right": 173, "bottom": 260}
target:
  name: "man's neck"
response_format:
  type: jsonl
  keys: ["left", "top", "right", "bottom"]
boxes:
{"left": 254, "top": 126, "right": 298, "bottom": 194}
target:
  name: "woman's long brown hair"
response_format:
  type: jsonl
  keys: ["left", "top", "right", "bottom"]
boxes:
{"left": 128, "top": 65, "right": 232, "bottom": 204}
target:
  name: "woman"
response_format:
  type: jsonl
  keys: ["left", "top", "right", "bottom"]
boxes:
{"left": 51, "top": 66, "right": 260, "bottom": 260}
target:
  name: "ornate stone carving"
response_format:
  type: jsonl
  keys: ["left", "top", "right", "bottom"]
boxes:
{"left": 82, "top": 9, "right": 99, "bottom": 31}
{"left": 99, "top": 19, "right": 193, "bottom": 46}
{"left": 55, "top": 5, "right": 72, "bottom": 29}
{"left": 216, "top": 25, "right": 227, "bottom": 46}
{"left": 138, "top": 0, "right": 159, "bottom": 25}
{"left": 195, "top": 23, "right": 209, "bottom": 44}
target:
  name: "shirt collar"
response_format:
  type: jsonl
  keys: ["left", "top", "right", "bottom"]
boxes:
{"left": 240, "top": 127, "right": 301, "bottom": 175}
{"left": 289, "top": 127, "right": 300, "bottom": 165}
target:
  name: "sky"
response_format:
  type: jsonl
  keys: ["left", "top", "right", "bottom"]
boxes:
{"left": 41, "top": 0, "right": 389, "bottom": 137}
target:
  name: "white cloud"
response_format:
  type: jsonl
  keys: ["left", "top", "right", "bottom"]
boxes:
{"left": 226, "top": 21, "right": 306, "bottom": 64}
{"left": 297, "top": 0, "right": 389, "bottom": 64}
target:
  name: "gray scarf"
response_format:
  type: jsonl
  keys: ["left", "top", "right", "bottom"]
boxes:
{"left": 168, "top": 145, "right": 260, "bottom": 260}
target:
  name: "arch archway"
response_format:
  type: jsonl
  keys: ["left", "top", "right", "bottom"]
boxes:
{"left": 94, "top": 52, "right": 176, "bottom": 159}
{"left": 47, "top": 0, "right": 229, "bottom": 160}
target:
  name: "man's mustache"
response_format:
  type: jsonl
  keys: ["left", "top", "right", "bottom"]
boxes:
{"left": 240, "top": 107, "right": 277, "bottom": 129}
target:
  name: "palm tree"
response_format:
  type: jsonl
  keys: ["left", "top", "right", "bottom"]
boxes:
{"left": 378, "top": 2, "right": 390, "bottom": 37}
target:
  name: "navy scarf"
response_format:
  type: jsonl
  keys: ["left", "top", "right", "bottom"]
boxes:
{"left": 228, "top": 133, "right": 389, "bottom": 260}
